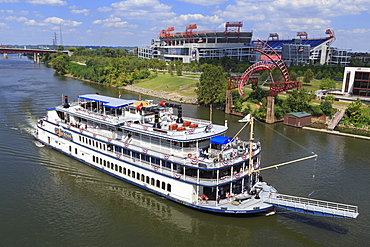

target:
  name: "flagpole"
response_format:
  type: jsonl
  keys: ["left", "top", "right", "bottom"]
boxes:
{"left": 210, "top": 104, "right": 212, "bottom": 123}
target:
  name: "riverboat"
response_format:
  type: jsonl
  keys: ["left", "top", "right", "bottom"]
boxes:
{"left": 34, "top": 94, "right": 359, "bottom": 218}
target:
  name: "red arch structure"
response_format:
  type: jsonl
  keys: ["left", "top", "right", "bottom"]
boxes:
{"left": 225, "top": 39, "right": 301, "bottom": 114}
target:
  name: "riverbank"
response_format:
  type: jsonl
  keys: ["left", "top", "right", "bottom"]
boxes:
{"left": 121, "top": 85, "right": 198, "bottom": 104}
{"left": 64, "top": 74, "right": 198, "bottom": 105}
{"left": 302, "top": 126, "right": 370, "bottom": 140}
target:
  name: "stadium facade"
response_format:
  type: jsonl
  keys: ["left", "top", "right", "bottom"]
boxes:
{"left": 138, "top": 22, "right": 350, "bottom": 66}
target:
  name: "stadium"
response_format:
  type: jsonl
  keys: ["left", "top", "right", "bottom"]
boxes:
{"left": 138, "top": 22, "right": 350, "bottom": 66}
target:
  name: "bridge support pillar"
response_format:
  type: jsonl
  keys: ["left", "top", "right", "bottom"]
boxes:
{"left": 266, "top": 96, "right": 275, "bottom": 124}
{"left": 33, "top": 53, "right": 40, "bottom": 63}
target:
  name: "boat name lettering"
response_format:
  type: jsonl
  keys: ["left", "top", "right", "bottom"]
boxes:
{"left": 55, "top": 128, "right": 73, "bottom": 140}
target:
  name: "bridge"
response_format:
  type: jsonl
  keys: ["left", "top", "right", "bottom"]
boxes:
{"left": 266, "top": 193, "right": 359, "bottom": 219}
{"left": 0, "top": 47, "right": 69, "bottom": 63}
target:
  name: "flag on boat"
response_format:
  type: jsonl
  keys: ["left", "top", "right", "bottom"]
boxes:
{"left": 164, "top": 154, "right": 170, "bottom": 160}
{"left": 191, "top": 158, "right": 198, "bottom": 164}
{"left": 174, "top": 173, "right": 182, "bottom": 179}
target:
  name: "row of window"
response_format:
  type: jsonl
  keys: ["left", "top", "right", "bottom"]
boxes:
{"left": 79, "top": 134, "right": 179, "bottom": 171}
{"left": 92, "top": 155, "right": 172, "bottom": 192}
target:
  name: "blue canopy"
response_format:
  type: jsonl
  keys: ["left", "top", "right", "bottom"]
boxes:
{"left": 210, "top": 136, "right": 234, "bottom": 145}
{"left": 78, "top": 94, "right": 136, "bottom": 108}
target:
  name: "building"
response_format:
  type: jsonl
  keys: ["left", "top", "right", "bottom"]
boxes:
{"left": 342, "top": 67, "right": 370, "bottom": 98}
{"left": 284, "top": 112, "right": 312, "bottom": 127}
{"left": 138, "top": 22, "right": 349, "bottom": 66}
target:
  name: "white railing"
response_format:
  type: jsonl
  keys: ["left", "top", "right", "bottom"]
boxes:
{"left": 267, "top": 193, "right": 359, "bottom": 217}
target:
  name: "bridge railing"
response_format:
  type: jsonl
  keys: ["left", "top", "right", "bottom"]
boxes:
{"left": 269, "top": 193, "right": 358, "bottom": 214}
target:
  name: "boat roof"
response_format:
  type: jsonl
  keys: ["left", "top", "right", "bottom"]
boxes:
{"left": 78, "top": 94, "right": 136, "bottom": 108}
{"left": 210, "top": 136, "right": 234, "bottom": 145}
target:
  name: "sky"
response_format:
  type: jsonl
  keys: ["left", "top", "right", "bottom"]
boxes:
{"left": 1, "top": 0, "right": 370, "bottom": 52}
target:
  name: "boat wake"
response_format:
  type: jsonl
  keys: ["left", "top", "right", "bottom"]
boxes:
{"left": 33, "top": 141, "right": 45, "bottom": 147}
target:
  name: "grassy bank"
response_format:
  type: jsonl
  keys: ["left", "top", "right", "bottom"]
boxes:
{"left": 135, "top": 73, "right": 198, "bottom": 98}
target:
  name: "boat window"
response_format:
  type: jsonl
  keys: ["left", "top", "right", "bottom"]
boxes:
{"left": 199, "top": 139, "right": 210, "bottom": 149}
{"left": 119, "top": 166, "right": 122, "bottom": 173}
{"left": 123, "top": 168, "right": 126, "bottom": 175}
{"left": 89, "top": 139, "right": 92, "bottom": 146}
{"left": 163, "top": 161, "right": 171, "bottom": 169}
{"left": 142, "top": 155, "right": 150, "bottom": 162}
{"left": 146, "top": 176, "right": 149, "bottom": 184}
{"left": 136, "top": 173, "right": 140, "bottom": 180}
{"left": 161, "top": 182, "right": 166, "bottom": 190}
{"left": 115, "top": 146, "right": 122, "bottom": 153}
{"left": 141, "top": 174, "right": 145, "bottom": 182}
{"left": 92, "top": 155, "right": 95, "bottom": 163}
{"left": 167, "top": 184, "right": 171, "bottom": 192}
{"left": 75, "top": 148, "right": 78, "bottom": 155}
{"left": 132, "top": 171, "right": 135, "bottom": 178}
{"left": 99, "top": 158, "right": 102, "bottom": 165}
{"left": 104, "top": 160, "right": 106, "bottom": 167}
{"left": 127, "top": 169, "right": 131, "bottom": 176}
{"left": 115, "top": 164, "right": 118, "bottom": 171}
{"left": 69, "top": 146, "right": 72, "bottom": 152}
{"left": 151, "top": 178, "right": 155, "bottom": 186}
{"left": 79, "top": 136, "right": 81, "bottom": 142}
{"left": 156, "top": 180, "right": 160, "bottom": 188}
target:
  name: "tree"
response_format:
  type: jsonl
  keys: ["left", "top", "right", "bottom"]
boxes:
{"left": 195, "top": 64, "right": 228, "bottom": 106}
{"left": 248, "top": 84, "right": 269, "bottom": 103}
{"left": 289, "top": 71, "right": 297, "bottom": 81}
{"left": 303, "top": 69, "right": 314, "bottom": 84}
{"left": 319, "top": 78, "right": 337, "bottom": 90}
{"left": 51, "top": 54, "right": 70, "bottom": 75}
{"left": 175, "top": 60, "right": 183, "bottom": 76}
{"left": 320, "top": 98, "right": 335, "bottom": 116}
{"left": 283, "top": 88, "right": 313, "bottom": 112}
{"left": 344, "top": 98, "right": 369, "bottom": 127}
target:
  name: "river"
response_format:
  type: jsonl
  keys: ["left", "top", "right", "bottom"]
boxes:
{"left": 1, "top": 55, "right": 369, "bottom": 246}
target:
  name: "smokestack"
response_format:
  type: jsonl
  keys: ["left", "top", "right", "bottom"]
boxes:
{"left": 159, "top": 101, "right": 183, "bottom": 123}
{"left": 63, "top": 96, "right": 70, "bottom": 108}
{"left": 136, "top": 105, "right": 161, "bottom": 129}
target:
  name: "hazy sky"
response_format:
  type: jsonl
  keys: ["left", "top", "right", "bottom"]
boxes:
{"left": 1, "top": 0, "right": 369, "bottom": 51}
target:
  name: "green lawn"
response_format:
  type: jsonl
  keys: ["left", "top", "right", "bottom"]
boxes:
{"left": 136, "top": 74, "right": 198, "bottom": 98}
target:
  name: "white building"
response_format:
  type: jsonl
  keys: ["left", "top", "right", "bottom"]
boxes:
{"left": 342, "top": 67, "right": 370, "bottom": 97}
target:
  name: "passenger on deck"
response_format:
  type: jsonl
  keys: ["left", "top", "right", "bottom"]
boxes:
{"left": 199, "top": 194, "right": 209, "bottom": 202}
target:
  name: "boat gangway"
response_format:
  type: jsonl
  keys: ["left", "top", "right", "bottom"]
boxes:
{"left": 265, "top": 193, "right": 359, "bottom": 219}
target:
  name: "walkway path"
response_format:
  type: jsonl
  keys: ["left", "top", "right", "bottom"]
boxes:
{"left": 302, "top": 127, "right": 370, "bottom": 141}
{"left": 327, "top": 110, "right": 345, "bottom": 130}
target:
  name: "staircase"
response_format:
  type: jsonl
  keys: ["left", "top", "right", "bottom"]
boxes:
{"left": 266, "top": 193, "right": 358, "bottom": 219}
{"left": 327, "top": 110, "right": 345, "bottom": 130}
